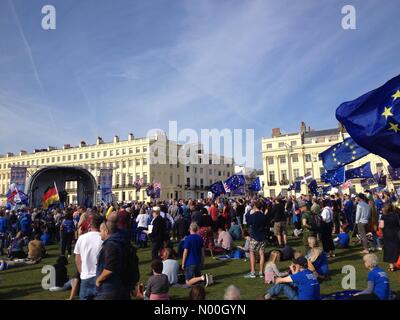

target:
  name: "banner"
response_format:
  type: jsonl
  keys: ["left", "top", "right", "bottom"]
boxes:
{"left": 10, "top": 167, "right": 27, "bottom": 191}
{"left": 99, "top": 168, "right": 113, "bottom": 203}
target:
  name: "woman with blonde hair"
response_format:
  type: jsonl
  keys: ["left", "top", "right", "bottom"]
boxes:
{"left": 264, "top": 250, "right": 288, "bottom": 284}
{"left": 306, "top": 236, "right": 330, "bottom": 279}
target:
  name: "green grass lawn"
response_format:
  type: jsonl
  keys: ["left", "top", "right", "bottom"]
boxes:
{"left": 1, "top": 235, "right": 399, "bottom": 300}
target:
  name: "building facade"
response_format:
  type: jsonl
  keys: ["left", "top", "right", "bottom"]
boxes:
{"left": 0, "top": 133, "right": 233, "bottom": 204}
{"left": 261, "top": 122, "right": 399, "bottom": 197}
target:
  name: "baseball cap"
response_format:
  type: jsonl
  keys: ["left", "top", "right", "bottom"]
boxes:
{"left": 292, "top": 256, "right": 308, "bottom": 268}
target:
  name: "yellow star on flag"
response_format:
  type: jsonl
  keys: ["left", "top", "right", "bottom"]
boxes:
{"left": 388, "top": 122, "right": 400, "bottom": 133}
{"left": 382, "top": 106, "right": 393, "bottom": 119}
{"left": 392, "top": 90, "right": 400, "bottom": 101}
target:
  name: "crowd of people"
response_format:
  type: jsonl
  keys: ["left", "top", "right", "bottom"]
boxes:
{"left": 0, "top": 189, "right": 399, "bottom": 300}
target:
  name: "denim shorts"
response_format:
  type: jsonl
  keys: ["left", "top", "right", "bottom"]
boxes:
{"left": 185, "top": 264, "right": 201, "bottom": 280}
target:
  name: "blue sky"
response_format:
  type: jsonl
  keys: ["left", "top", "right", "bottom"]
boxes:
{"left": 0, "top": 0, "right": 399, "bottom": 169}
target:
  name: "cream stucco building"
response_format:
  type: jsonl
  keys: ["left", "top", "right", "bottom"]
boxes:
{"left": 261, "top": 122, "right": 399, "bottom": 197}
{"left": 0, "top": 132, "right": 233, "bottom": 204}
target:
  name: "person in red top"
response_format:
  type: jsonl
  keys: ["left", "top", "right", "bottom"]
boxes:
{"left": 209, "top": 203, "right": 219, "bottom": 233}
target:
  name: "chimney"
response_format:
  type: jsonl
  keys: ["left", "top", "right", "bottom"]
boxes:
{"left": 96, "top": 137, "right": 104, "bottom": 145}
{"left": 79, "top": 141, "right": 86, "bottom": 148}
{"left": 63, "top": 144, "right": 71, "bottom": 150}
{"left": 20, "top": 150, "right": 28, "bottom": 156}
{"left": 272, "top": 128, "right": 281, "bottom": 138}
{"left": 6, "top": 152, "right": 14, "bottom": 157}
{"left": 128, "top": 133, "right": 134, "bottom": 141}
{"left": 113, "top": 135, "right": 119, "bottom": 143}
{"left": 300, "top": 121, "right": 306, "bottom": 135}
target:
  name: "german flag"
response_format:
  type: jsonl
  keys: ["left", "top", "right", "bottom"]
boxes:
{"left": 42, "top": 182, "right": 60, "bottom": 209}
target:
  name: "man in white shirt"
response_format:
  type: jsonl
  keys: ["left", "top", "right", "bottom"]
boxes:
{"left": 74, "top": 214, "right": 104, "bottom": 300}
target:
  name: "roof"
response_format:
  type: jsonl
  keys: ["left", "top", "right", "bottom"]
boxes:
{"left": 303, "top": 128, "right": 340, "bottom": 138}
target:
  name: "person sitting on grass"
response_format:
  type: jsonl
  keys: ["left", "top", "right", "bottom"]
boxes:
{"left": 305, "top": 236, "right": 330, "bottom": 280}
{"left": 237, "top": 230, "right": 250, "bottom": 259}
{"left": 0, "top": 258, "right": 37, "bottom": 271}
{"left": 8, "top": 232, "right": 27, "bottom": 259}
{"left": 182, "top": 223, "right": 213, "bottom": 287}
{"left": 145, "top": 259, "right": 170, "bottom": 300}
{"left": 353, "top": 253, "right": 391, "bottom": 300}
{"left": 264, "top": 250, "right": 289, "bottom": 284}
{"left": 189, "top": 284, "right": 206, "bottom": 300}
{"left": 49, "top": 255, "right": 76, "bottom": 292}
{"left": 215, "top": 227, "right": 233, "bottom": 254}
{"left": 264, "top": 256, "right": 320, "bottom": 301}
{"left": 333, "top": 225, "right": 350, "bottom": 249}
{"left": 224, "top": 285, "right": 242, "bottom": 300}
{"left": 28, "top": 233, "right": 46, "bottom": 263}
{"left": 161, "top": 248, "right": 179, "bottom": 286}
{"left": 229, "top": 219, "right": 242, "bottom": 241}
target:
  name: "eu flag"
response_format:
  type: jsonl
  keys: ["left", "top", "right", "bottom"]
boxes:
{"left": 345, "top": 162, "right": 374, "bottom": 180}
{"left": 388, "top": 166, "right": 400, "bottom": 180}
{"left": 224, "top": 174, "right": 246, "bottom": 192}
{"left": 210, "top": 181, "right": 226, "bottom": 197}
{"left": 249, "top": 177, "right": 261, "bottom": 192}
{"left": 336, "top": 75, "right": 400, "bottom": 168}
{"left": 308, "top": 179, "right": 319, "bottom": 196}
{"left": 319, "top": 137, "right": 369, "bottom": 171}
{"left": 321, "top": 167, "right": 345, "bottom": 186}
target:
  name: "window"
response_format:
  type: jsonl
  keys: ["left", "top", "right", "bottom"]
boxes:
{"left": 136, "top": 173, "right": 140, "bottom": 180}
{"left": 62, "top": 156, "right": 65, "bottom": 161}
{"left": 305, "top": 154, "right": 312, "bottom": 162}
{"left": 278, "top": 142, "right": 285, "bottom": 148}
{"left": 143, "top": 158, "right": 147, "bottom": 165}
{"left": 200, "top": 168, "right": 203, "bottom": 174}
{"left": 269, "top": 171, "right": 275, "bottom": 182}
{"left": 270, "top": 189, "right": 276, "bottom": 197}
{"left": 292, "top": 154, "right": 299, "bottom": 163}
{"left": 186, "top": 166, "right": 190, "bottom": 173}
{"left": 103, "top": 151, "right": 107, "bottom": 157}
{"left": 170, "top": 175, "right": 173, "bottom": 184}
{"left": 91, "top": 153, "right": 95, "bottom": 159}
{"left": 143, "top": 173, "right": 148, "bottom": 184}
{"left": 122, "top": 161, "right": 126, "bottom": 168}
{"left": 122, "top": 149, "right": 126, "bottom": 155}
{"left": 187, "top": 178, "right": 191, "bottom": 186}
{"left": 97, "top": 152, "right": 100, "bottom": 158}
{"left": 267, "top": 157, "right": 274, "bottom": 165}
{"left": 194, "top": 168, "right": 197, "bottom": 174}
{"left": 281, "top": 170, "right": 287, "bottom": 181}
{"left": 136, "top": 147, "right": 140, "bottom": 153}
{"left": 291, "top": 141, "right": 297, "bottom": 147}
{"left": 129, "top": 148, "right": 133, "bottom": 154}
{"left": 135, "top": 159, "right": 140, "bottom": 166}
{"left": 316, "top": 137, "right": 325, "bottom": 143}
{"left": 116, "top": 150, "right": 119, "bottom": 156}
{"left": 266, "top": 143, "right": 272, "bottom": 149}
{"left": 110, "top": 150, "right": 113, "bottom": 156}
{"left": 74, "top": 155, "right": 77, "bottom": 160}
{"left": 143, "top": 146, "right": 147, "bottom": 152}
{"left": 209, "top": 159, "right": 212, "bottom": 165}
{"left": 200, "top": 178, "right": 204, "bottom": 186}
{"left": 209, "top": 169, "right": 212, "bottom": 175}
{"left": 85, "top": 153, "right": 89, "bottom": 159}
{"left": 293, "top": 169, "right": 300, "bottom": 179}
{"left": 218, "top": 171, "right": 221, "bottom": 176}
{"left": 279, "top": 155, "right": 286, "bottom": 164}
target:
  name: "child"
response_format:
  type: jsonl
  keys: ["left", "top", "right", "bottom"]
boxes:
{"left": 237, "top": 230, "right": 250, "bottom": 259}
{"left": 49, "top": 255, "right": 74, "bottom": 292}
{"left": 264, "top": 250, "right": 288, "bottom": 284}
{"left": 145, "top": 259, "right": 170, "bottom": 300}
{"left": 334, "top": 225, "right": 350, "bottom": 249}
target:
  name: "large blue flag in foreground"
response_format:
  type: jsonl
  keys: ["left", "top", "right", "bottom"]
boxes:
{"left": 249, "top": 177, "right": 261, "bottom": 192}
{"left": 321, "top": 167, "right": 345, "bottom": 186}
{"left": 319, "top": 137, "right": 369, "bottom": 171}
{"left": 336, "top": 75, "right": 400, "bottom": 168}
{"left": 345, "top": 162, "right": 374, "bottom": 180}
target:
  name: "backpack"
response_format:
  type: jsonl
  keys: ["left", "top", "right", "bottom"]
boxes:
{"left": 120, "top": 243, "right": 140, "bottom": 290}
{"left": 310, "top": 214, "right": 323, "bottom": 232}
